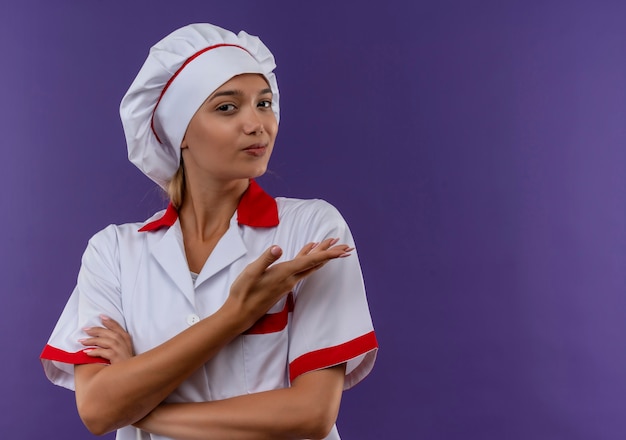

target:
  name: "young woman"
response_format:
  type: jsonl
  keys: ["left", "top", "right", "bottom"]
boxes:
{"left": 41, "top": 23, "right": 377, "bottom": 440}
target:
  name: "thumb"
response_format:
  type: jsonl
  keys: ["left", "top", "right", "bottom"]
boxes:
{"left": 247, "top": 245, "right": 283, "bottom": 276}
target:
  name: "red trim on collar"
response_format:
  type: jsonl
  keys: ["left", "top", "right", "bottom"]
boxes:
{"left": 138, "top": 202, "right": 179, "bottom": 232}
{"left": 237, "top": 179, "right": 279, "bottom": 227}
{"left": 138, "top": 179, "right": 279, "bottom": 232}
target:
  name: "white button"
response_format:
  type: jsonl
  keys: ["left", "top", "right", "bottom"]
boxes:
{"left": 186, "top": 314, "right": 200, "bottom": 326}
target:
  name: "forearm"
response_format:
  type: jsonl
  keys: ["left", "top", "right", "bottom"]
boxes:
{"left": 135, "top": 365, "right": 346, "bottom": 440}
{"left": 75, "top": 301, "right": 252, "bottom": 435}
{"left": 75, "top": 241, "right": 350, "bottom": 435}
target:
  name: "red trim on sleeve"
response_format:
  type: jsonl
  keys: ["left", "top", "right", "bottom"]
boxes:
{"left": 244, "top": 293, "right": 294, "bottom": 335}
{"left": 40, "top": 344, "right": 110, "bottom": 366}
{"left": 150, "top": 43, "right": 250, "bottom": 143}
{"left": 289, "top": 331, "right": 378, "bottom": 382}
{"left": 138, "top": 179, "right": 278, "bottom": 232}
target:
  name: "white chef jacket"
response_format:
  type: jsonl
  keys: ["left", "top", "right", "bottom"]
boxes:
{"left": 41, "top": 180, "right": 378, "bottom": 440}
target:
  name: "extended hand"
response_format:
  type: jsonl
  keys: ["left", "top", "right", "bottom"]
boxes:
{"left": 227, "top": 237, "right": 353, "bottom": 326}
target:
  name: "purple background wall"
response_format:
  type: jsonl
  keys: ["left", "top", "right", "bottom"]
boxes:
{"left": 1, "top": 1, "right": 625, "bottom": 438}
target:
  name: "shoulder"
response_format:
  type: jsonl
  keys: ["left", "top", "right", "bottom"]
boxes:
{"left": 275, "top": 197, "right": 351, "bottom": 238}
{"left": 276, "top": 197, "right": 344, "bottom": 223}
{"left": 86, "top": 209, "right": 167, "bottom": 250}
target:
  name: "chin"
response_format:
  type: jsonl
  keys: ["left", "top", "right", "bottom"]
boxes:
{"left": 250, "top": 165, "right": 269, "bottom": 178}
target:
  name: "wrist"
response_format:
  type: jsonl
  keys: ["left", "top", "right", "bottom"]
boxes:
{"left": 217, "top": 297, "right": 255, "bottom": 335}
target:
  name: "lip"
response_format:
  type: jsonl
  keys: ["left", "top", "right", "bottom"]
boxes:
{"left": 242, "top": 143, "right": 268, "bottom": 157}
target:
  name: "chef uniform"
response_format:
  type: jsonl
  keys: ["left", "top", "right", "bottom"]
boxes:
{"left": 40, "top": 23, "right": 377, "bottom": 440}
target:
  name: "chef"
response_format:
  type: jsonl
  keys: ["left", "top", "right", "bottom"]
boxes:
{"left": 41, "top": 22, "right": 377, "bottom": 440}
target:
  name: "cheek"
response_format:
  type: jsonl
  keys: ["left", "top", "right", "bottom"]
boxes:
{"left": 186, "top": 121, "right": 223, "bottom": 148}
{"left": 183, "top": 121, "right": 204, "bottom": 147}
{"left": 265, "top": 117, "right": 279, "bottom": 138}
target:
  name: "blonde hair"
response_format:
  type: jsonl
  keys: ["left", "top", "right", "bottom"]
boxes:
{"left": 166, "top": 159, "right": 185, "bottom": 209}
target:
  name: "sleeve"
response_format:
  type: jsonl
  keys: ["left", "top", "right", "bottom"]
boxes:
{"left": 287, "top": 200, "right": 378, "bottom": 389}
{"left": 40, "top": 225, "right": 127, "bottom": 391}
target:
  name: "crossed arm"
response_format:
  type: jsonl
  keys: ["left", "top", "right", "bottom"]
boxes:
{"left": 74, "top": 239, "right": 350, "bottom": 439}
{"left": 132, "top": 365, "right": 345, "bottom": 440}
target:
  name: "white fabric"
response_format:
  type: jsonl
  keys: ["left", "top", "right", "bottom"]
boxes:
{"left": 120, "top": 23, "right": 280, "bottom": 189}
{"left": 42, "top": 198, "right": 376, "bottom": 440}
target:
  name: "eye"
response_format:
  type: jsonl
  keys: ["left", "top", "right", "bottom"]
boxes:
{"left": 258, "top": 100, "right": 272, "bottom": 109}
{"left": 216, "top": 103, "right": 236, "bottom": 112}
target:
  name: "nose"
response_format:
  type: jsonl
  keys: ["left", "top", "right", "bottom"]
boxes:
{"left": 242, "top": 107, "right": 264, "bottom": 135}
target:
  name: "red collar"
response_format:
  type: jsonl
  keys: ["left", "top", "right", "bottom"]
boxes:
{"left": 138, "top": 180, "right": 279, "bottom": 232}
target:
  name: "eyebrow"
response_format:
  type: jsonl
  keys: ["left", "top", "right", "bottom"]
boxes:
{"left": 207, "top": 87, "right": 273, "bottom": 102}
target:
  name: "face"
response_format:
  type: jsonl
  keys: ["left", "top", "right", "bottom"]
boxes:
{"left": 180, "top": 73, "right": 278, "bottom": 185}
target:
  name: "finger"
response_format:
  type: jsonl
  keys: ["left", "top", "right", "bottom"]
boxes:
{"left": 83, "top": 326, "right": 125, "bottom": 341}
{"left": 82, "top": 326, "right": 108, "bottom": 337}
{"left": 276, "top": 246, "right": 348, "bottom": 277}
{"left": 295, "top": 238, "right": 335, "bottom": 258}
{"left": 296, "top": 242, "right": 317, "bottom": 257}
{"left": 83, "top": 348, "right": 105, "bottom": 358}
{"left": 84, "top": 348, "right": 117, "bottom": 362}
{"left": 100, "top": 315, "right": 125, "bottom": 332}
{"left": 287, "top": 251, "right": 347, "bottom": 282}
{"left": 307, "top": 239, "right": 353, "bottom": 257}
{"left": 79, "top": 336, "right": 116, "bottom": 349}
{"left": 244, "top": 245, "right": 283, "bottom": 277}
{"left": 303, "top": 244, "right": 351, "bottom": 264}
{"left": 290, "top": 261, "right": 327, "bottom": 280}
{"left": 303, "top": 239, "right": 347, "bottom": 253}
{"left": 336, "top": 246, "right": 355, "bottom": 257}
{"left": 318, "top": 237, "right": 340, "bottom": 250}
{"left": 80, "top": 328, "right": 129, "bottom": 346}
{"left": 289, "top": 249, "right": 353, "bottom": 283}
{"left": 79, "top": 337, "right": 102, "bottom": 347}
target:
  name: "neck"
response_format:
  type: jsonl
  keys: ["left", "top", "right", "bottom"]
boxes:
{"left": 178, "top": 178, "right": 249, "bottom": 241}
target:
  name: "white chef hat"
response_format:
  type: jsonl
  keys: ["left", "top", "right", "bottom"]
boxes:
{"left": 120, "top": 23, "right": 280, "bottom": 189}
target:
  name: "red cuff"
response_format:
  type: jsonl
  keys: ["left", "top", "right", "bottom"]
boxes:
{"left": 40, "top": 344, "right": 109, "bottom": 365}
{"left": 289, "top": 331, "right": 378, "bottom": 382}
